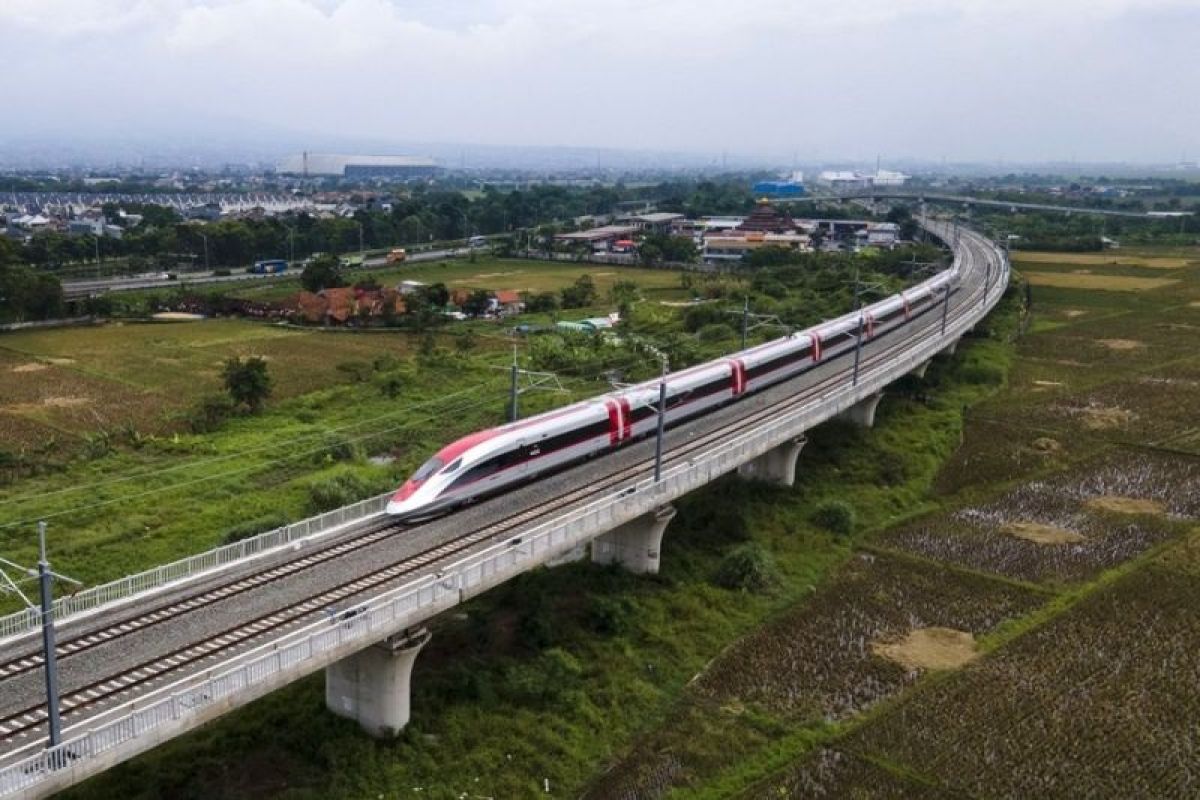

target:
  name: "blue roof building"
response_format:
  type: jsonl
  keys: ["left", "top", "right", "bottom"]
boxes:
{"left": 752, "top": 180, "right": 806, "bottom": 198}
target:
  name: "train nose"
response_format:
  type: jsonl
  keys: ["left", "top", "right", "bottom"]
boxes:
{"left": 386, "top": 480, "right": 424, "bottom": 516}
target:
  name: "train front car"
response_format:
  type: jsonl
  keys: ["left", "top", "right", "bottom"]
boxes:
{"left": 386, "top": 402, "right": 615, "bottom": 520}
{"left": 386, "top": 429, "right": 499, "bottom": 519}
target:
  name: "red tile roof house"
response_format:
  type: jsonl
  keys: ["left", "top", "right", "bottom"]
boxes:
{"left": 291, "top": 288, "right": 406, "bottom": 325}
{"left": 493, "top": 290, "right": 526, "bottom": 316}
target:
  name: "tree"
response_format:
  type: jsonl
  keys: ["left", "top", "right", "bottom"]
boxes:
{"left": 641, "top": 233, "right": 698, "bottom": 264}
{"left": 222, "top": 356, "right": 273, "bottom": 412}
{"left": 461, "top": 289, "right": 493, "bottom": 317}
{"left": 523, "top": 291, "right": 559, "bottom": 313}
{"left": 0, "top": 263, "right": 64, "bottom": 323}
{"left": 608, "top": 280, "right": 641, "bottom": 307}
{"left": 560, "top": 274, "right": 597, "bottom": 309}
{"left": 300, "top": 254, "right": 345, "bottom": 292}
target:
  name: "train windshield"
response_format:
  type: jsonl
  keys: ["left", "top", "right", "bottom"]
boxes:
{"left": 410, "top": 457, "right": 444, "bottom": 482}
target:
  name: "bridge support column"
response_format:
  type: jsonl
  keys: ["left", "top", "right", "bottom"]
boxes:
{"left": 940, "top": 337, "right": 961, "bottom": 357}
{"left": 737, "top": 436, "right": 807, "bottom": 486}
{"left": 591, "top": 505, "right": 676, "bottom": 575}
{"left": 838, "top": 392, "right": 884, "bottom": 428}
{"left": 909, "top": 360, "right": 931, "bottom": 379}
{"left": 325, "top": 627, "right": 430, "bottom": 737}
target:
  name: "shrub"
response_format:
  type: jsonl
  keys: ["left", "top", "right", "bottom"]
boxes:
{"left": 876, "top": 449, "right": 909, "bottom": 486}
{"left": 959, "top": 359, "right": 1005, "bottom": 386}
{"left": 811, "top": 499, "right": 856, "bottom": 535}
{"left": 713, "top": 543, "right": 779, "bottom": 593}
{"left": 222, "top": 356, "right": 272, "bottom": 412}
{"left": 503, "top": 647, "right": 583, "bottom": 706}
{"left": 372, "top": 354, "right": 401, "bottom": 372}
{"left": 697, "top": 322, "right": 737, "bottom": 343}
{"left": 586, "top": 596, "right": 635, "bottom": 636}
{"left": 336, "top": 361, "right": 373, "bottom": 383}
{"left": 377, "top": 374, "right": 404, "bottom": 398}
{"left": 307, "top": 472, "right": 372, "bottom": 513}
{"left": 187, "top": 393, "right": 237, "bottom": 433}
{"left": 221, "top": 512, "right": 289, "bottom": 545}
{"left": 315, "top": 433, "right": 365, "bottom": 464}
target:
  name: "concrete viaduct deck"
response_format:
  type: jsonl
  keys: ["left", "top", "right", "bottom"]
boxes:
{"left": 0, "top": 220, "right": 1009, "bottom": 798}
{"left": 801, "top": 190, "right": 1188, "bottom": 219}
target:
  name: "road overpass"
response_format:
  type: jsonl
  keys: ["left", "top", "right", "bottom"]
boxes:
{"left": 799, "top": 190, "right": 1190, "bottom": 219}
{"left": 59, "top": 246, "right": 472, "bottom": 299}
{"left": 0, "top": 220, "right": 1009, "bottom": 798}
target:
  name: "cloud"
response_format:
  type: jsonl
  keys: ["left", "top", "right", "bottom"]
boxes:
{"left": 3, "top": 0, "right": 1198, "bottom": 162}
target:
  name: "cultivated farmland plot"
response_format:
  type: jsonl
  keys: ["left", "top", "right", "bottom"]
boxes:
{"left": 740, "top": 747, "right": 959, "bottom": 799}
{"left": 582, "top": 553, "right": 1044, "bottom": 799}
{"left": 842, "top": 565, "right": 1200, "bottom": 799}
{"left": 884, "top": 453, "right": 1200, "bottom": 584}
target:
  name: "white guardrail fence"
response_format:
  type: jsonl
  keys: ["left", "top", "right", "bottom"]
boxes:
{"left": 0, "top": 226, "right": 1008, "bottom": 798}
{"left": 0, "top": 496, "right": 392, "bottom": 643}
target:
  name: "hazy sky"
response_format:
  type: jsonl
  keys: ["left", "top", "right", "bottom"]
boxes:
{"left": 3, "top": 0, "right": 1198, "bottom": 163}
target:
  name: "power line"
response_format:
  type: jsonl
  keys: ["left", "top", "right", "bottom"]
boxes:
{"left": 0, "top": 350, "right": 658, "bottom": 531}
{"left": 0, "top": 380, "right": 503, "bottom": 509}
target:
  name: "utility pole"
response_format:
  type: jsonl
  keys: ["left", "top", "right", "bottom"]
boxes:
{"left": 0, "top": 522, "right": 81, "bottom": 751}
{"left": 37, "top": 523, "right": 62, "bottom": 747}
{"left": 848, "top": 266, "right": 883, "bottom": 386}
{"left": 740, "top": 296, "right": 749, "bottom": 350}
{"left": 199, "top": 232, "right": 210, "bottom": 272}
{"left": 852, "top": 269, "right": 864, "bottom": 386}
{"left": 654, "top": 357, "right": 668, "bottom": 482}
{"left": 941, "top": 282, "right": 951, "bottom": 336}
{"left": 491, "top": 346, "right": 567, "bottom": 424}
{"left": 508, "top": 346, "right": 520, "bottom": 422}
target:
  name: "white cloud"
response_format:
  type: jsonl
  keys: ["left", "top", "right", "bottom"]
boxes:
{"left": 3, "top": 0, "right": 1198, "bottom": 162}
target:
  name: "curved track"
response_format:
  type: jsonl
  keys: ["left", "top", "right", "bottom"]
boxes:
{"left": 0, "top": 222, "right": 1006, "bottom": 788}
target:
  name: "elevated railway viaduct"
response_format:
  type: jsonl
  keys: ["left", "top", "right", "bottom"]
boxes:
{"left": 0, "top": 220, "right": 1009, "bottom": 798}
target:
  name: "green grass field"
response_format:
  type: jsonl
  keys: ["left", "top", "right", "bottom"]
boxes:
{"left": 227, "top": 256, "right": 690, "bottom": 303}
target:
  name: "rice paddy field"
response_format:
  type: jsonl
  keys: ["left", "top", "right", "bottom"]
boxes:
{"left": 576, "top": 245, "right": 1200, "bottom": 798}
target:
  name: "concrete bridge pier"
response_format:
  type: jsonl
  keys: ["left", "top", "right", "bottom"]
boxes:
{"left": 838, "top": 392, "right": 884, "bottom": 428}
{"left": 909, "top": 360, "right": 931, "bottom": 379}
{"left": 737, "top": 436, "right": 807, "bottom": 486}
{"left": 940, "top": 337, "right": 961, "bottom": 357}
{"left": 325, "top": 627, "right": 431, "bottom": 737}
{"left": 591, "top": 504, "right": 677, "bottom": 575}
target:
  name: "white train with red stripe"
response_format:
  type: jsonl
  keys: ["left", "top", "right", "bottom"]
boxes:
{"left": 386, "top": 267, "right": 958, "bottom": 519}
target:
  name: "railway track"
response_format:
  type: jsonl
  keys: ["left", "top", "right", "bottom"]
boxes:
{"left": 0, "top": 233, "right": 999, "bottom": 749}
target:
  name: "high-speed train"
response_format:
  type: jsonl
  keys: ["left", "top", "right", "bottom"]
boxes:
{"left": 386, "top": 267, "right": 958, "bottom": 519}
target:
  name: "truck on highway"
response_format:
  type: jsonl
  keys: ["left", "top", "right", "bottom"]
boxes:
{"left": 250, "top": 259, "right": 288, "bottom": 274}
{"left": 386, "top": 248, "right": 408, "bottom": 264}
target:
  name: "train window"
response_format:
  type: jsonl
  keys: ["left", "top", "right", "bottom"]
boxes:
{"left": 443, "top": 458, "right": 463, "bottom": 474}
{"left": 453, "top": 457, "right": 503, "bottom": 487}
{"left": 411, "top": 457, "right": 444, "bottom": 482}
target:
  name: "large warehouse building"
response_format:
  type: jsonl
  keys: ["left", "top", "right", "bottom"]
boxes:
{"left": 278, "top": 153, "right": 440, "bottom": 179}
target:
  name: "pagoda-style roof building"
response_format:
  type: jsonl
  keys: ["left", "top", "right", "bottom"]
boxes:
{"left": 736, "top": 199, "right": 797, "bottom": 233}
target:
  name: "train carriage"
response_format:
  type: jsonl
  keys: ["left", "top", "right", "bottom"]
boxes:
{"left": 387, "top": 261, "right": 965, "bottom": 520}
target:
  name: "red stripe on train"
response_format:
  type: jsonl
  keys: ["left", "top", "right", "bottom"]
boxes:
{"left": 731, "top": 359, "right": 747, "bottom": 395}
{"left": 605, "top": 399, "right": 622, "bottom": 445}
